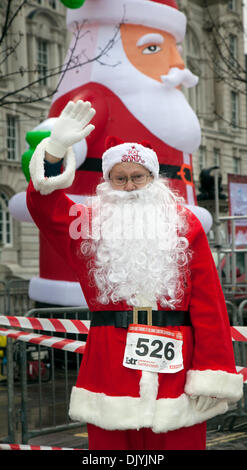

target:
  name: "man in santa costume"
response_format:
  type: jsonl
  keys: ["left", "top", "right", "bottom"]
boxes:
{"left": 26, "top": 100, "right": 243, "bottom": 450}
{"left": 12, "top": 0, "right": 212, "bottom": 310}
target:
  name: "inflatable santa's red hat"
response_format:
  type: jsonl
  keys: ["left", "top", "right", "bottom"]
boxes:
{"left": 60, "top": 0, "right": 186, "bottom": 43}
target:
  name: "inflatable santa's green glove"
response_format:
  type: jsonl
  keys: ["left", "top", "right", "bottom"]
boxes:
{"left": 21, "top": 130, "right": 51, "bottom": 182}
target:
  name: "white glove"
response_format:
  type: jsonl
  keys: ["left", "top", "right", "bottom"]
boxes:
{"left": 190, "top": 395, "right": 218, "bottom": 412}
{"left": 46, "top": 100, "right": 96, "bottom": 158}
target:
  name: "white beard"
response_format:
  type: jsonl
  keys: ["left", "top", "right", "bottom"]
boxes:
{"left": 81, "top": 179, "right": 191, "bottom": 309}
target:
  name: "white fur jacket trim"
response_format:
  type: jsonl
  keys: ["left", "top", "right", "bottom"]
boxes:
{"left": 29, "top": 137, "right": 76, "bottom": 195}
{"left": 69, "top": 384, "right": 228, "bottom": 433}
{"left": 69, "top": 367, "right": 244, "bottom": 432}
{"left": 184, "top": 369, "right": 243, "bottom": 403}
{"left": 68, "top": 370, "right": 234, "bottom": 433}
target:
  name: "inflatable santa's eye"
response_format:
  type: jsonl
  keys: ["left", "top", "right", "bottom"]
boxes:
{"left": 142, "top": 45, "right": 162, "bottom": 55}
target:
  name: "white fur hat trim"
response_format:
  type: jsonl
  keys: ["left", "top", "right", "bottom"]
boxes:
{"left": 102, "top": 142, "right": 160, "bottom": 180}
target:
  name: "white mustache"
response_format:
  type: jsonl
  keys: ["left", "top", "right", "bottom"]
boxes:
{"left": 161, "top": 67, "right": 199, "bottom": 89}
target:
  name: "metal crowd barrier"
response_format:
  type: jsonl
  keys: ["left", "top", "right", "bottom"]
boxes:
{"left": 0, "top": 280, "right": 34, "bottom": 317}
{"left": 0, "top": 307, "right": 90, "bottom": 446}
{"left": 220, "top": 299, "right": 247, "bottom": 431}
{"left": 208, "top": 208, "right": 247, "bottom": 430}
{"left": 211, "top": 214, "right": 247, "bottom": 298}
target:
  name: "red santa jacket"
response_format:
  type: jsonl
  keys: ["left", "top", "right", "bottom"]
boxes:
{"left": 26, "top": 140, "right": 243, "bottom": 433}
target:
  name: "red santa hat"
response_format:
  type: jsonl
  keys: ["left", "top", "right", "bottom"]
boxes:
{"left": 63, "top": 0, "right": 186, "bottom": 43}
{"left": 102, "top": 136, "right": 160, "bottom": 181}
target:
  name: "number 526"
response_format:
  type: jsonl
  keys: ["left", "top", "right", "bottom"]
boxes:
{"left": 135, "top": 337, "right": 175, "bottom": 361}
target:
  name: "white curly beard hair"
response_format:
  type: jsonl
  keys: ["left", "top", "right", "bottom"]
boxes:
{"left": 81, "top": 178, "right": 191, "bottom": 309}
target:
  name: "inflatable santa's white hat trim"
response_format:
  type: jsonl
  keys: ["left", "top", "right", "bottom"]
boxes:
{"left": 65, "top": 0, "right": 186, "bottom": 43}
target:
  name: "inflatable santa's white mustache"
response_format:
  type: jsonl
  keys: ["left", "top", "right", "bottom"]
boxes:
{"left": 161, "top": 67, "right": 199, "bottom": 89}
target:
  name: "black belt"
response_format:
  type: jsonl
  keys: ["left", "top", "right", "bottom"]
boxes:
{"left": 78, "top": 159, "right": 192, "bottom": 184}
{"left": 90, "top": 308, "right": 191, "bottom": 329}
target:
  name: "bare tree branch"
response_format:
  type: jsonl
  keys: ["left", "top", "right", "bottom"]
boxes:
{"left": 0, "top": 0, "right": 28, "bottom": 46}
{"left": 200, "top": 0, "right": 247, "bottom": 129}
{"left": 0, "top": 20, "right": 121, "bottom": 107}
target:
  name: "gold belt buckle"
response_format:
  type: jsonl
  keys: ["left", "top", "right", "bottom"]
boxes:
{"left": 133, "top": 307, "right": 153, "bottom": 325}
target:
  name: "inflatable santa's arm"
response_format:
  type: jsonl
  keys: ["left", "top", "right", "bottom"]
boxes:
{"left": 184, "top": 212, "right": 243, "bottom": 404}
{"left": 26, "top": 100, "right": 95, "bottom": 273}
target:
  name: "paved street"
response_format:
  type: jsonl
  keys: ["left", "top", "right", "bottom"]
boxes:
{"left": 207, "top": 426, "right": 247, "bottom": 450}
{"left": 25, "top": 417, "right": 247, "bottom": 451}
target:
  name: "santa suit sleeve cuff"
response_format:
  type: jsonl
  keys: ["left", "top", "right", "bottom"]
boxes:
{"left": 29, "top": 137, "right": 76, "bottom": 195}
{"left": 185, "top": 369, "right": 244, "bottom": 403}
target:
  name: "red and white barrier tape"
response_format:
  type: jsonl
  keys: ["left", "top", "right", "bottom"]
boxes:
{"left": 0, "top": 316, "right": 90, "bottom": 335}
{"left": 236, "top": 366, "right": 247, "bottom": 383}
{"left": 0, "top": 327, "right": 85, "bottom": 354}
{"left": 230, "top": 327, "right": 247, "bottom": 383}
{"left": 0, "top": 317, "right": 246, "bottom": 372}
{"left": 0, "top": 443, "right": 83, "bottom": 450}
{"left": 0, "top": 317, "right": 246, "bottom": 341}
{"left": 231, "top": 326, "right": 247, "bottom": 342}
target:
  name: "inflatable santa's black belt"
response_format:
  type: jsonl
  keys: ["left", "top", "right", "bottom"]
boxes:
{"left": 90, "top": 309, "right": 191, "bottom": 328}
{"left": 79, "top": 159, "right": 192, "bottom": 183}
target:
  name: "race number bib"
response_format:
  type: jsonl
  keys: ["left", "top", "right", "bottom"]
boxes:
{"left": 123, "top": 324, "right": 184, "bottom": 374}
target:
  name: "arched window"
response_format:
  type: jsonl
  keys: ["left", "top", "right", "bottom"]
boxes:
{"left": 0, "top": 192, "right": 13, "bottom": 246}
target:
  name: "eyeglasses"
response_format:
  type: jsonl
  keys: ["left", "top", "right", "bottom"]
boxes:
{"left": 110, "top": 174, "right": 152, "bottom": 186}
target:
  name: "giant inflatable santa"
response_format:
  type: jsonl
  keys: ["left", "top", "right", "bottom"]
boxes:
{"left": 9, "top": 0, "right": 212, "bottom": 308}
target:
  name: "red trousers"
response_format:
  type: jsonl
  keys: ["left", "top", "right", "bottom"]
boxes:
{"left": 87, "top": 422, "right": 207, "bottom": 450}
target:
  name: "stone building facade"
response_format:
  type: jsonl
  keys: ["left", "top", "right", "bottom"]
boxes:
{"left": 179, "top": 0, "right": 247, "bottom": 188}
{"left": 0, "top": 0, "right": 67, "bottom": 280}
{"left": 0, "top": 0, "right": 246, "bottom": 281}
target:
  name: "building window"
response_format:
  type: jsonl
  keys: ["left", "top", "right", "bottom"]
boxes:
{"left": 233, "top": 156, "right": 241, "bottom": 174}
{"left": 0, "top": 192, "right": 12, "bottom": 246}
{"left": 229, "top": 34, "right": 237, "bottom": 67}
{"left": 49, "top": 0, "right": 56, "bottom": 8}
{"left": 228, "top": 0, "right": 236, "bottom": 10}
{"left": 231, "top": 91, "right": 239, "bottom": 128}
{"left": 37, "top": 39, "right": 48, "bottom": 86}
{"left": 6, "top": 115, "right": 18, "bottom": 161}
{"left": 213, "top": 148, "right": 221, "bottom": 167}
{"left": 199, "top": 146, "right": 206, "bottom": 173}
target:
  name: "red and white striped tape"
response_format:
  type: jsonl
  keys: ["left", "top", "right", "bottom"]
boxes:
{"left": 0, "top": 317, "right": 246, "bottom": 341}
{"left": 0, "top": 317, "right": 246, "bottom": 368}
{"left": 0, "top": 316, "right": 90, "bottom": 335}
{"left": 231, "top": 326, "right": 247, "bottom": 342}
{"left": 230, "top": 327, "right": 247, "bottom": 383}
{"left": 236, "top": 366, "right": 247, "bottom": 384}
{"left": 0, "top": 443, "right": 83, "bottom": 451}
{"left": 0, "top": 327, "right": 85, "bottom": 354}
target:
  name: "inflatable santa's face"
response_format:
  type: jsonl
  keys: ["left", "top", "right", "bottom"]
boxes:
{"left": 9, "top": 0, "right": 212, "bottom": 308}
{"left": 120, "top": 25, "right": 185, "bottom": 82}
